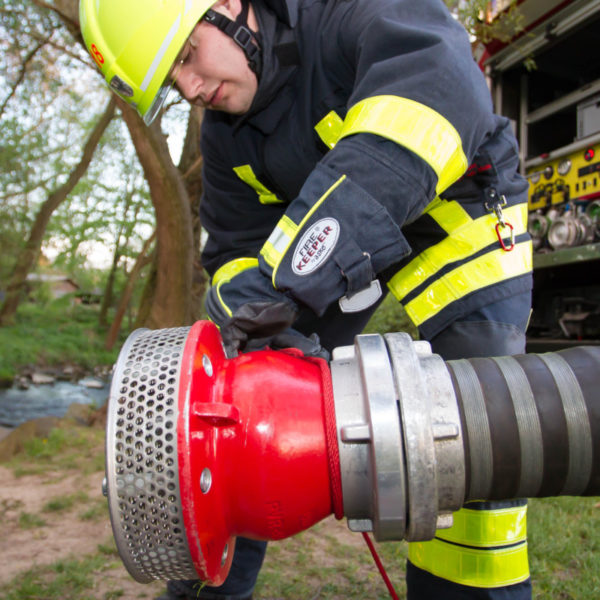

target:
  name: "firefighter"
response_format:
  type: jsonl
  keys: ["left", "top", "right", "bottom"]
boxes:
{"left": 80, "top": 0, "right": 533, "bottom": 598}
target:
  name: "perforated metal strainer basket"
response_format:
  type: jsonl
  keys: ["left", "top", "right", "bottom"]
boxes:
{"left": 105, "top": 326, "right": 198, "bottom": 583}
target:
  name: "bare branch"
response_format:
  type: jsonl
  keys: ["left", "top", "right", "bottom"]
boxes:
{"left": 0, "top": 37, "right": 49, "bottom": 119}
{"left": 27, "top": 30, "right": 90, "bottom": 67}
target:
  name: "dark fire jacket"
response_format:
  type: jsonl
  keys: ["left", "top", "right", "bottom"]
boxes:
{"left": 201, "top": 0, "right": 532, "bottom": 340}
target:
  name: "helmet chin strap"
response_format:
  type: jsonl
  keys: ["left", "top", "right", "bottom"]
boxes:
{"left": 203, "top": 0, "right": 262, "bottom": 78}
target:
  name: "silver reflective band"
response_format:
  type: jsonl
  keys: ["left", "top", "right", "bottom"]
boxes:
{"left": 141, "top": 15, "right": 182, "bottom": 92}
{"left": 266, "top": 226, "right": 291, "bottom": 255}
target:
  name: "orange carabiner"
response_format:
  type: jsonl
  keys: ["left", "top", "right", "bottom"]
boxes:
{"left": 496, "top": 221, "right": 515, "bottom": 251}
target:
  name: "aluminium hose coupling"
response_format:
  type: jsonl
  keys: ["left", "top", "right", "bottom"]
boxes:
{"left": 330, "top": 333, "right": 465, "bottom": 542}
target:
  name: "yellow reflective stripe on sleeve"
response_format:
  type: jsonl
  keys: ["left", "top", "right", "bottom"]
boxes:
{"left": 233, "top": 165, "right": 284, "bottom": 205}
{"left": 211, "top": 257, "right": 259, "bottom": 286}
{"left": 408, "top": 539, "right": 529, "bottom": 588}
{"left": 270, "top": 175, "right": 347, "bottom": 285}
{"left": 339, "top": 96, "right": 469, "bottom": 194}
{"left": 215, "top": 280, "right": 233, "bottom": 318}
{"left": 388, "top": 202, "right": 528, "bottom": 300}
{"left": 315, "top": 110, "right": 345, "bottom": 150}
{"left": 211, "top": 257, "right": 260, "bottom": 319}
{"left": 436, "top": 506, "right": 527, "bottom": 548}
{"left": 260, "top": 215, "right": 299, "bottom": 268}
{"left": 400, "top": 241, "right": 533, "bottom": 327}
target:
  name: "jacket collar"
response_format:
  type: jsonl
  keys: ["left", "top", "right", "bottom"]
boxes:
{"left": 232, "top": 0, "right": 300, "bottom": 134}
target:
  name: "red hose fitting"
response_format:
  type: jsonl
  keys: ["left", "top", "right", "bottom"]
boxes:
{"left": 177, "top": 321, "right": 335, "bottom": 583}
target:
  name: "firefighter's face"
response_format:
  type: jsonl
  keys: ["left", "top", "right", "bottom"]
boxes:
{"left": 172, "top": 0, "right": 258, "bottom": 115}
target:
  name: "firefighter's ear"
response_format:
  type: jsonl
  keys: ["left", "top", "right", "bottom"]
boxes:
{"left": 211, "top": 0, "right": 241, "bottom": 19}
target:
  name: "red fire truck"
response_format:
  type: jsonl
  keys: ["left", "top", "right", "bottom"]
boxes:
{"left": 478, "top": 0, "right": 600, "bottom": 349}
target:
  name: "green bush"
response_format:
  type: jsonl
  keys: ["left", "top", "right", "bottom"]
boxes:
{"left": 0, "top": 301, "right": 122, "bottom": 380}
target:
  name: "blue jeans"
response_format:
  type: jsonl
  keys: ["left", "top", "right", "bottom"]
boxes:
{"left": 165, "top": 538, "right": 267, "bottom": 599}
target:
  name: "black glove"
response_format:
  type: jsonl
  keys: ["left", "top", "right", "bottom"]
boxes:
{"left": 220, "top": 301, "right": 329, "bottom": 360}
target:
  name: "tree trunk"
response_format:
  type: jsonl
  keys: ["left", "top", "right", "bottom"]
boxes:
{"left": 99, "top": 245, "right": 120, "bottom": 328}
{"left": 43, "top": 0, "right": 196, "bottom": 330}
{"left": 99, "top": 192, "right": 137, "bottom": 327}
{"left": 179, "top": 106, "right": 207, "bottom": 321}
{"left": 0, "top": 96, "right": 116, "bottom": 325}
{"left": 117, "top": 98, "right": 195, "bottom": 329}
{"left": 105, "top": 232, "right": 156, "bottom": 350}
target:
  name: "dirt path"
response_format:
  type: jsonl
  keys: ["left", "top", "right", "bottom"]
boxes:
{"left": 0, "top": 464, "right": 165, "bottom": 598}
{"left": 0, "top": 423, "right": 405, "bottom": 599}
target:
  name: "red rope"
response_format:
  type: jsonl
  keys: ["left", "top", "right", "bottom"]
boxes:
{"left": 306, "top": 356, "right": 344, "bottom": 520}
{"left": 362, "top": 532, "right": 400, "bottom": 600}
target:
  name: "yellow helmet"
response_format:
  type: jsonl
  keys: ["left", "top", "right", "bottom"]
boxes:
{"left": 79, "top": 0, "right": 217, "bottom": 124}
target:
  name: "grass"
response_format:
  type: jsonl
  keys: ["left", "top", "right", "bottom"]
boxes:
{"left": 43, "top": 491, "right": 89, "bottom": 513}
{"left": 18, "top": 512, "right": 47, "bottom": 529}
{"left": 79, "top": 497, "right": 109, "bottom": 522}
{"left": 363, "top": 294, "right": 418, "bottom": 339}
{"left": 0, "top": 548, "right": 117, "bottom": 600}
{"left": 0, "top": 298, "right": 122, "bottom": 383}
{"left": 7, "top": 425, "right": 105, "bottom": 477}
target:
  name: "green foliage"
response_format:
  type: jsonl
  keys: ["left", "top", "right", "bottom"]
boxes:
{"left": 445, "top": 0, "right": 525, "bottom": 44}
{"left": 1, "top": 1, "right": 155, "bottom": 317}
{"left": 0, "top": 300, "right": 122, "bottom": 380}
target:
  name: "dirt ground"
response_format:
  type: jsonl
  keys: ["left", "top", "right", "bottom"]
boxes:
{"left": 0, "top": 461, "right": 166, "bottom": 599}
{"left": 0, "top": 424, "right": 389, "bottom": 600}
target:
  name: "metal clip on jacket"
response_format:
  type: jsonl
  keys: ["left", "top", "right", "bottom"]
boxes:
{"left": 485, "top": 189, "right": 515, "bottom": 251}
{"left": 104, "top": 321, "right": 600, "bottom": 585}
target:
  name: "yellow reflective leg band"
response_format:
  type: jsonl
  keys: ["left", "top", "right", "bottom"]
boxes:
{"left": 233, "top": 165, "right": 283, "bottom": 205}
{"left": 388, "top": 202, "right": 528, "bottom": 300}
{"left": 399, "top": 241, "right": 533, "bottom": 327}
{"left": 339, "top": 96, "right": 469, "bottom": 194}
{"left": 436, "top": 506, "right": 527, "bottom": 548}
{"left": 409, "top": 539, "right": 529, "bottom": 588}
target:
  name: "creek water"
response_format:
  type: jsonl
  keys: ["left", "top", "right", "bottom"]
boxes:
{"left": 0, "top": 380, "right": 110, "bottom": 428}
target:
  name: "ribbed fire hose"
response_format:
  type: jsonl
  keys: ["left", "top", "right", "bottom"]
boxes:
{"left": 103, "top": 321, "right": 599, "bottom": 586}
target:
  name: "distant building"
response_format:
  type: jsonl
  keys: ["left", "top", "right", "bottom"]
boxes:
{"left": 26, "top": 273, "right": 80, "bottom": 300}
